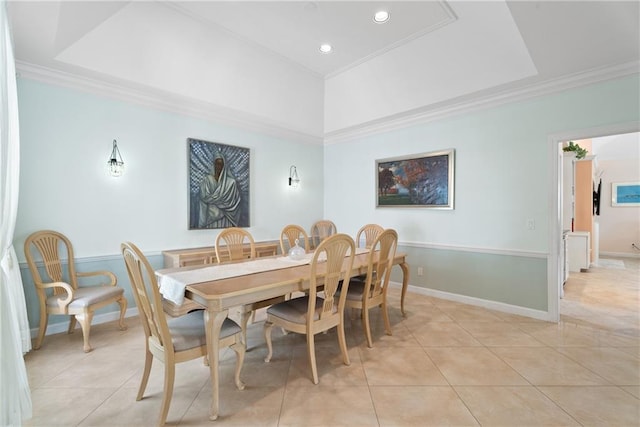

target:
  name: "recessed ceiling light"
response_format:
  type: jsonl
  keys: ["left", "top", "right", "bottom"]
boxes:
{"left": 319, "top": 44, "right": 332, "bottom": 54}
{"left": 373, "top": 10, "right": 390, "bottom": 24}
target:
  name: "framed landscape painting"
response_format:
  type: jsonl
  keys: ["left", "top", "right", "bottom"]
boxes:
{"left": 376, "top": 149, "right": 455, "bottom": 209}
{"left": 188, "top": 138, "right": 250, "bottom": 229}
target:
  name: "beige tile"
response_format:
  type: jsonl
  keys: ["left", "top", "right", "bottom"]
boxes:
{"left": 24, "top": 387, "right": 116, "bottom": 426}
{"left": 278, "top": 385, "right": 377, "bottom": 427}
{"left": 410, "top": 322, "right": 482, "bottom": 347}
{"left": 371, "top": 385, "right": 479, "bottom": 426}
{"left": 458, "top": 321, "right": 546, "bottom": 347}
{"left": 539, "top": 386, "right": 640, "bottom": 426}
{"left": 620, "top": 385, "right": 640, "bottom": 399}
{"left": 491, "top": 347, "right": 611, "bottom": 386}
{"left": 46, "top": 347, "right": 144, "bottom": 388}
{"left": 350, "top": 320, "right": 421, "bottom": 348}
{"left": 398, "top": 306, "right": 454, "bottom": 327}
{"left": 183, "top": 384, "right": 283, "bottom": 426}
{"left": 437, "top": 304, "right": 505, "bottom": 322}
{"left": 555, "top": 346, "right": 640, "bottom": 385}
{"left": 516, "top": 322, "right": 614, "bottom": 347}
{"left": 360, "top": 346, "right": 448, "bottom": 386}
{"left": 286, "top": 344, "right": 367, "bottom": 387}
{"left": 78, "top": 384, "right": 201, "bottom": 426}
{"left": 426, "top": 347, "right": 528, "bottom": 386}
{"left": 123, "top": 356, "right": 211, "bottom": 391}
{"left": 455, "top": 386, "right": 580, "bottom": 426}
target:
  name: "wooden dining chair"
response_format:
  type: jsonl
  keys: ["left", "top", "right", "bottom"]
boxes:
{"left": 309, "top": 219, "right": 337, "bottom": 250}
{"left": 264, "top": 233, "right": 356, "bottom": 384}
{"left": 342, "top": 229, "right": 398, "bottom": 348}
{"left": 215, "top": 228, "right": 284, "bottom": 346}
{"left": 24, "top": 230, "right": 127, "bottom": 352}
{"left": 280, "top": 224, "right": 310, "bottom": 255}
{"left": 121, "top": 242, "right": 245, "bottom": 426}
{"left": 356, "top": 223, "right": 384, "bottom": 249}
{"left": 349, "top": 223, "right": 385, "bottom": 284}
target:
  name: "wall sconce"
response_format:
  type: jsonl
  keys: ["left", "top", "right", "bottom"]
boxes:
{"left": 107, "top": 139, "right": 124, "bottom": 177}
{"left": 288, "top": 165, "right": 300, "bottom": 187}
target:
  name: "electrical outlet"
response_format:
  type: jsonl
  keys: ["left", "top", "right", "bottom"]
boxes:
{"left": 526, "top": 219, "right": 535, "bottom": 230}
{"left": 417, "top": 267, "right": 424, "bottom": 276}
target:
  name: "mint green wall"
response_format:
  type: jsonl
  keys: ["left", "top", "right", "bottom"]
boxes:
{"left": 329, "top": 74, "right": 640, "bottom": 314}
{"left": 16, "top": 78, "right": 324, "bottom": 332}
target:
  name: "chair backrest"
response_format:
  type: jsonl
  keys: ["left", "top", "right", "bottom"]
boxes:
{"left": 121, "top": 242, "right": 172, "bottom": 351}
{"left": 309, "top": 220, "right": 337, "bottom": 249}
{"left": 24, "top": 230, "right": 78, "bottom": 293}
{"left": 308, "top": 233, "right": 355, "bottom": 322}
{"left": 280, "top": 224, "right": 310, "bottom": 254}
{"left": 364, "top": 229, "right": 398, "bottom": 298}
{"left": 215, "top": 227, "right": 256, "bottom": 262}
{"left": 355, "top": 224, "right": 384, "bottom": 249}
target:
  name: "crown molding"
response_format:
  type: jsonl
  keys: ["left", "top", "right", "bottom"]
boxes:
{"left": 15, "top": 60, "right": 639, "bottom": 148}
{"left": 15, "top": 61, "right": 323, "bottom": 146}
{"left": 324, "top": 61, "right": 640, "bottom": 145}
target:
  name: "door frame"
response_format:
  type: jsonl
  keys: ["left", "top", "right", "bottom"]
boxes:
{"left": 547, "top": 121, "right": 640, "bottom": 322}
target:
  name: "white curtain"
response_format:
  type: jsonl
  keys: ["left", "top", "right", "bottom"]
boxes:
{"left": 0, "top": 1, "right": 32, "bottom": 425}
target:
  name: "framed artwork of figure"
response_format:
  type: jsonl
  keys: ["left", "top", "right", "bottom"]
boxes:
{"left": 188, "top": 138, "right": 250, "bottom": 229}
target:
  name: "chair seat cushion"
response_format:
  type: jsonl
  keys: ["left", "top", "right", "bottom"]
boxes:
{"left": 46, "top": 285, "right": 124, "bottom": 309}
{"left": 266, "top": 296, "right": 330, "bottom": 324}
{"left": 168, "top": 310, "right": 241, "bottom": 352}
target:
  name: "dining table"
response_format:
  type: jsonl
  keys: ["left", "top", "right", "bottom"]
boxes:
{"left": 156, "top": 249, "right": 409, "bottom": 420}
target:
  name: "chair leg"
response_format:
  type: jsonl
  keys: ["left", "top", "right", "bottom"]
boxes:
{"left": 77, "top": 311, "right": 94, "bottom": 353}
{"left": 137, "top": 349, "right": 153, "bottom": 401}
{"left": 116, "top": 296, "right": 128, "bottom": 330}
{"left": 34, "top": 308, "right": 48, "bottom": 350}
{"left": 230, "top": 336, "right": 246, "bottom": 390}
{"left": 264, "top": 321, "right": 274, "bottom": 363}
{"left": 381, "top": 300, "right": 392, "bottom": 337}
{"left": 158, "top": 360, "right": 175, "bottom": 426}
{"left": 363, "top": 307, "right": 374, "bottom": 348}
{"left": 337, "top": 319, "right": 351, "bottom": 367}
{"left": 68, "top": 315, "right": 77, "bottom": 334}
{"left": 307, "top": 333, "right": 319, "bottom": 384}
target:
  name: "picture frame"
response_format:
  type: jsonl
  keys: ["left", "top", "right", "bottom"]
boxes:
{"left": 611, "top": 181, "right": 640, "bottom": 207}
{"left": 376, "top": 149, "right": 455, "bottom": 209}
{"left": 188, "top": 138, "right": 250, "bottom": 229}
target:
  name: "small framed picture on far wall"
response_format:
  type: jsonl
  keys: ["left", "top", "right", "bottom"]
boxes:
{"left": 611, "top": 182, "right": 640, "bottom": 207}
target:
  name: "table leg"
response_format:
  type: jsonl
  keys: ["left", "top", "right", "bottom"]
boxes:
{"left": 204, "top": 308, "right": 229, "bottom": 421}
{"left": 399, "top": 262, "right": 410, "bottom": 316}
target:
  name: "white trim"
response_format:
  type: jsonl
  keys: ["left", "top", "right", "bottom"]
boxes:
{"left": 399, "top": 240, "right": 547, "bottom": 259}
{"left": 547, "top": 121, "right": 640, "bottom": 324}
{"left": 389, "top": 281, "right": 553, "bottom": 322}
{"left": 32, "top": 307, "right": 139, "bottom": 339}
{"left": 15, "top": 61, "right": 323, "bottom": 146}
{"left": 325, "top": 62, "right": 640, "bottom": 145}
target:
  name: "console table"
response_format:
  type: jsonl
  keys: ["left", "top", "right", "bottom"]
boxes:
{"left": 162, "top": 241, "right": 279, "bottom": 268}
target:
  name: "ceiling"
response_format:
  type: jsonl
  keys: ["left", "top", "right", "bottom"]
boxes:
{"left": 7, "top": 1, "right": 640, "bottom": 141}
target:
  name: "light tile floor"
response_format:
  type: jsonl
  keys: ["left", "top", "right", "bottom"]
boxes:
{"left": 24, "top": 257, "right": 639, "bottom": 426}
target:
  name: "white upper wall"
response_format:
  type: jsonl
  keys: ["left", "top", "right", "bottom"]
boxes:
{"left": 10, "top": 1, "right": 325, "bottom": 138}
{"left": 323, "top": 1, "right": 536, "bottom": 134}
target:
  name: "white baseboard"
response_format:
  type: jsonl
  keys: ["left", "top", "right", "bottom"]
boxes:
{"left": 32, "top": 307, "right": 139, "bottom": 339}
{"left": 599, "top": 251, "right": 640, "bottom": 259}
{"left": 389, "top": 281, "right": 554, "bottom": 322}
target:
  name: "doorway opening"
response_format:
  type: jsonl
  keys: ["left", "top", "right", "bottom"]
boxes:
{"left": 548, "top": 122, "right": 640, "bottom": 322}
